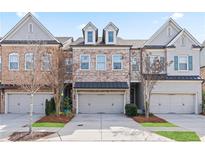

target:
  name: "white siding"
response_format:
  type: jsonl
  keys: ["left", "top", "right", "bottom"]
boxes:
{"left": 148, "top": 22, "right": 180, "bottom": 45}
{"left": 167, "top": 35, "right": 200, "bottom": 76}
{"left": 6, "top": 18, "right": 54, "bottom": 40}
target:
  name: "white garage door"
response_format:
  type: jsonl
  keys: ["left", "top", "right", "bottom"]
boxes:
{"left": 8, "top": 93, "right": 53, "bottom": 114}
{"left": 150, "top": 94, "right": 195, "bottom": 114}
{"left": 78, "top": 94, "right": 124, "bottom": 114}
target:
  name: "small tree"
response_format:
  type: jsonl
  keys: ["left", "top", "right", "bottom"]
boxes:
{"left": 135, "top": 51, "right": 172, "bottom": 118}
{"left": 42, "top": 48, "right": 71, "bottom": 116}
{"left": 12, "top": 41, "right": 46, "bottom": 133}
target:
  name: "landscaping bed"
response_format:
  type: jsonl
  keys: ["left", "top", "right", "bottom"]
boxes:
{"left": 132, "top": 115, "right": 177, "bottom": 127}
{"left": 132, "top": 115, "right": 167, "bottom": 123}
{"left": 9, "top": 132, "right": 54, "bottom": 141}
{"left": 33, "top": 113, "right": 74, "bottom": 127}
{"left": 155, "top": 131, "right": 200, "bottom": 141}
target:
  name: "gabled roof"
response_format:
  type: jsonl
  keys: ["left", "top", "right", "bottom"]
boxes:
{"left": 0, "top": 12, "right": 60, "bottom": 43}
{"left": 167, "top": 28, "right": 201, "bottom": 47}
{"left": 82, "top": 22, "right": 98, "bottom": 31}
{"left": 145, "top": 18, "right": 183, "bottom": 45}
{"left": 103, "top": 22, "right": 119, "bottom": 34}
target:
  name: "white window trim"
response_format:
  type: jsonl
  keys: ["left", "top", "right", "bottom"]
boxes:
{"left": 9, "top": 53, "right": 19, "bottom": 71}
{"left": 131, "top": 57, "right": 140, "bottom": 72}
{"left": 65, "top": 58, "right": 72, "bottom": 73}
{"left": 96, "top": 54, "right": 106, "bottom": 70}
{"left": 28, "top": 23, "right": 33, "bottom": 33}
{"left": 112, "top": 54, "right": 123, "bottom": 70}
{"left": 178, "top": 55, "right": 189, "bottom": 71}
{"left": 41, "top": 53, "right": 52, "bottom": 71}
{"left": 80, "top": 54, "right": 90, "bottom": 70}
{"left": 25, "top": 53, "right": 34, "bottom": 71}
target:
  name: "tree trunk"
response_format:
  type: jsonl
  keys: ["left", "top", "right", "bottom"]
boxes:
{"left": 145, "top": 101, "right": 149, "bottom": 118}
{"left": 29, "top": 94, "right": 34, "bottom": 134}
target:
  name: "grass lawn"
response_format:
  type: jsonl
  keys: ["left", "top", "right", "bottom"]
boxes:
{"left": 32, "top": 122, "right": 65, "bottom": 128}
{"left": 155, "top": 131, "right": 200, "bottom": 141}
{"left": 141, "top": 122, "right": 177, "bottom": 127}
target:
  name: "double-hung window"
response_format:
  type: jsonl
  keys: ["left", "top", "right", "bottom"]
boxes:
{"left": 25, "top": 53, "right": 34, "bottom": 70}
{"left": 132, "top": 57, "right": 140, "bottom": 71}
{"left": 108, "top": 31, "right": 114, "bottom": 43}
{"left": 96, "top": 55, "right": 106, "bottom": 70}
{"left": 87, "top": 31, "right": 93, "bottom": 43}
{"left": 80, "top": 55, "right": 90, "bottom": 70}
{"left": 9, "top": 53, "right": 19, "bottom": 70}
{"left": 65, "top": 58, "right": 72, "bottom": 73}
{"left": 178, "top": 56, "right": 188, "bottom": 70}
{"left": 113, "top": 54, "right": 122, "bottom": 70}
{"left": 42, "top": 53, "right": 51, "bottom": 71}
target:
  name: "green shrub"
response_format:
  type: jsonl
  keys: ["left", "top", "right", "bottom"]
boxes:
{"left": 62, "top": 96, "right": 72, "bottom": 114}
{"left": 45, "top": 97, "right": 56, "bottom": 116}
{"left": 125, "top": 104, "right": 137, "bottom": 117}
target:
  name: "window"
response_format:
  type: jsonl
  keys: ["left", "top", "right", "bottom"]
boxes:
{"left": 112, "top": 54, "right": 122, "bottom": 70}
{"left": 108, "top": 31, "right": 114, "bottom": 43}
{"left": 28, "top": 23, "right": 33, "bottom": 33}
{"left": 25, "top": 53, "right": 34, "bottom": 70}
{"left": 167, "top": 26, "right": 172, "bottom": 36}
{"left": 149, "top": 55, "right": 165, "bottom": 73}
{"left": 87, "top": 31, "right": 93, "bottom": 42}
{"left": 179, "top": 56, "right": 188, "bottom": 70}
{"left": 80, "top": 55, "right": 90, "bottom": 70}
{"left": 42, "top": 53, "right": 51, "bottom": 71}
{"left": 0, "top": 56, "right": 2, "bottom": 71}
{"left": 96, "top": 55, "right": 106, "bottom": 70}
{"left": 132, "top": 57, "right": 140, "bottom": 71}
{"left": 65, "top": 58, "right": 72, "bottom": 73}
{"left": 9, "top": 53, "right": 19, "bottom": 70}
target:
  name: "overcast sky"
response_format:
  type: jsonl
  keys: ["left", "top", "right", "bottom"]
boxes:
{"left": 0, "top": 12, "right": 205, "bottom": 43}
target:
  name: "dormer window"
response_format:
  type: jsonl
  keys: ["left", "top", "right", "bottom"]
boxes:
{"left": 103, "top": 22, "right": 119, "bottom": 45}
{"left": 28, "top": 23, "right": 33, "bottom": 33}
{"left": 82, "top": 22, "right": 98, "bottom": 44}
{"left": 87, "top": 31, "right": 93, "bottom": 43}
{"left": 108, "top": 31, "right": 114, "bottom": 43}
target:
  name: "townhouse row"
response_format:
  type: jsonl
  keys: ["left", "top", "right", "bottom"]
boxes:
{"left": 0, "top": 13, "right": 204, "bottom": 115}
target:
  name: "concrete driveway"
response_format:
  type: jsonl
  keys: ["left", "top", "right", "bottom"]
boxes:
{"left": 0, "top": 114, "right": 43, "bottom": 139}
{"left": 40, "top": 114, "right": 171, "bottom": 141}
{"left": 156, "top": 114, "right": 205, "bottom": 140}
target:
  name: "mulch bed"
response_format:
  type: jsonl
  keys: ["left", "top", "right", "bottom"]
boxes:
{"left": 35, "top": 114, "right": 74, "bottom": 124}
{"left": 132, "top": 115, "right": 167, "bottom": 123}
{"left": 9, "top": 132, "right": 54, "bottom": 141}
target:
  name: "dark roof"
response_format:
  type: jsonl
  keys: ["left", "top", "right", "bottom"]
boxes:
{"left": 0, "top": 40, "right": 60, "bottom": 44}
{"left": 74, "top": 82, "right": 129, "bottom": 89}
{"left": 143, "top": 45, "right": 176, "bottom": 49}
{"left": 70, "top": 37, "right": 146, "bottom": 48}
{"left": 143, "top": 74, "right": 202, "bottom": 81}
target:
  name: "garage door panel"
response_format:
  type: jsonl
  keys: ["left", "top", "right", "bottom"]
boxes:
{"left": 78, "top": 94, "right": 124, "bottom": 114}
{"left": 151, "top": 94, "right": 195, "bottom": 114}
{"left": 8, "top": 93, "right": 53, "bottom": 114}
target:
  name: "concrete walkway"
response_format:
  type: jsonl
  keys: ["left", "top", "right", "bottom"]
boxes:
{"left": 156, "top": 114, "right": 205, "bottom": 141}
{"left": 0, "top": 114, "right": 43, "bottom": 139}
{"left": 38, "top": 114, "right": 172, "bottom": 141}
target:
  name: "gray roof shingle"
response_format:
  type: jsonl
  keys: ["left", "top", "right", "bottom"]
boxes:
{"left": 70, "top": 37, "right": 146, "bottom": 48}
{"left": 74, "top": 82, "right": 129, "bottom": 89}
